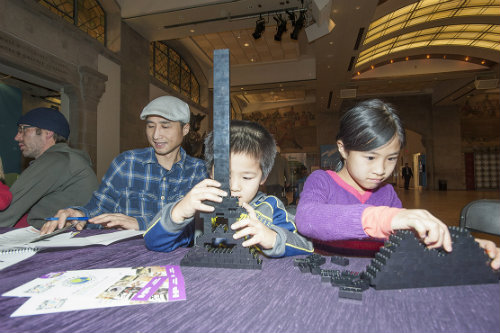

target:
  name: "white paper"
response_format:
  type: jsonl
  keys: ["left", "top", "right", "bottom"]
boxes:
{"left": 0, "top": 227, "right": 143, "bottom": 251}
{"left": 0, "top": 248, "right": 38, "bottom": 271}
{"left": 5, "top": 265, "right": 186, "bottom": 317}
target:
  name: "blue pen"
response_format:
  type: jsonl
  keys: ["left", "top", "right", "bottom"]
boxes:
{"left": 44, "top": 217, "right": 89, "bottom": 221}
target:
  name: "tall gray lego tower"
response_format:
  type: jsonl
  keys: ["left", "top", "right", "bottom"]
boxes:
{"left": 180, "top": 49, "right": 262, "bottom": 269}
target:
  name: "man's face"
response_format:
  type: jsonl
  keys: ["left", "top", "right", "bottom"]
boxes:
{"left": 145, "top": 116, "right": 189, "bottom": 157}
{"left": 14, "top": 125, "right": 48, "bottom": 159}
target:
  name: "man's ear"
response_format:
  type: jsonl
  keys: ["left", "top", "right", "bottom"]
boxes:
{"left": 45, "top": 130, "right": 55, "bottom": 141}
{"left": 260, "top": 176, "right": 267, "bottom": 186}
{"left": 182, "top": 123, "right": 190, "bottom": 137}
{"left": 337, "top": 139, "right": 347, "bottom": 159}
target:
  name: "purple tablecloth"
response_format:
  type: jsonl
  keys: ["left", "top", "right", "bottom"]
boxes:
{"left": 1, "top": 228, "right": 499, "bottom": 333}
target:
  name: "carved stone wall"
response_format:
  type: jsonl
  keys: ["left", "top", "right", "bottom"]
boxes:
{"left": 0, "top": 30, "right": 107, "bottom": 167}
{"left": 0, "top": 0, "right": 110, "bottom": 169}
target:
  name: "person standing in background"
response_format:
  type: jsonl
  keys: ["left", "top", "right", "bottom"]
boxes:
{"left": 402, "top": 162, "right": 413, "bottom": 190}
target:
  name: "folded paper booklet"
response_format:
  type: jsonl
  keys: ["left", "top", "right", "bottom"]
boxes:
{"left": 0, "top": 227, "right": 143, "bottom": 271}
{"left": 3, "top": 265, "right": 186, "bottom": 316}
{"left": 0, "top": 248, "right": 38, "bottom": 271}
{"left": 0, "top": 227, "right": 143, "bottom": 251}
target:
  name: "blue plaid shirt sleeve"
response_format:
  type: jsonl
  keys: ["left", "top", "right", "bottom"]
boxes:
{"left": 75, "top": 152, "right": 132, "bottom": 219}
{"left": 74, "top": 148, "right": 208, "bottom": 230}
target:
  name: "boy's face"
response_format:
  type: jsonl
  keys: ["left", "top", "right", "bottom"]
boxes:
{"left": 229, "top": 152, "right": 266, "bottom": 205}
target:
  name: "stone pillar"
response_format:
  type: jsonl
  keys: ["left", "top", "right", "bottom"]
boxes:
{"left": 77, "top": 66, "right": 107, "bottom": 167}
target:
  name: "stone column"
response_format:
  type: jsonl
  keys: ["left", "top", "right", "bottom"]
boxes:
{"left": 77, "top": 66, "right": 107, "bottom": 167}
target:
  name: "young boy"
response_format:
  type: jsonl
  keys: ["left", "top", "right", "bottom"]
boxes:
{"left": 144, "top": 120, "right": 314, "bottom": 257}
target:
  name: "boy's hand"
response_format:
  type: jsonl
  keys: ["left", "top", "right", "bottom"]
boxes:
{"left": 475, "top": 238, "right": 500, "bottom": 270}
{"left": 231, "top": 202, "right": 277, "bottom": 250}
{"left": 171, "top": 179, "right": 227, "bottom": 223}
{"left": 391, "top": 209, "right": 453, "bottom": 252}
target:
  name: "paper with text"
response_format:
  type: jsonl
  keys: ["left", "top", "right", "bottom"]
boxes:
{"left": 4, "top": 265, "right": 186, "bottom": 317}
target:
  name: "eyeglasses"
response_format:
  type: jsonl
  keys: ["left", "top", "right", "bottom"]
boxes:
{"left": 17, "top": 125, "right": 35, "bottom": 134}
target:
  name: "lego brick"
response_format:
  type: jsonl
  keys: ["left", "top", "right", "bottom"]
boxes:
{"left": 331, "top": 255, "right": 349, "bottom": 266}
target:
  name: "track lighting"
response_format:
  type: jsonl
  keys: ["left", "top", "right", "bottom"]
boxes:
{"left": 273, "top": 15, "right": 287, "bottom": 41}
{"left": 252, "top": 16, "right": 266, "bottom": 40}
{"left": 290, "top": 12, "right": 305, "bottom": 40}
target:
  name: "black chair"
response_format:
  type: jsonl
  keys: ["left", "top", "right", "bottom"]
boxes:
{"left": 459, "top": 199, "right": 500, "bottom": 236}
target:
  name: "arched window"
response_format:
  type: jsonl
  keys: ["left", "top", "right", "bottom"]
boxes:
{"left": 150, "top": 41, "right": 201, "bottom": 104}
{"left": 37, "top": 0, "right": 106, "bottom": 45}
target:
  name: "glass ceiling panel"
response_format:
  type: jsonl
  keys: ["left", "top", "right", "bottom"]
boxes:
{"left": 407, "top": 16, "right": 428, "bottom": 26}
{"left": 473, "top": 40, "right": 500, "bottom": 48}
{"left": 429, "top": 10, "right": 456, "bottom": 20}
{"left": 457, "top": 7, "right": 484, "bottom": 15}
{"left": 436, "top": 1, "right": 461, "bottom": 11}
{"left": 363, "top": 0, "right": 500, "bottom": 46}
{"left": 357, "top": 24, "right": 500, "bottom": 67}
{"left": 383, "top": 24, "right": 405, "bottom": 35}
{"left": 482, "top": 7, "right": 500, "bottom": 14}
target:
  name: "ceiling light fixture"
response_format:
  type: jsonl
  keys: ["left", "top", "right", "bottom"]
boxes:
{"left": 273, "top": 14, "right": 287, "bottom": 41}
{"left": 252, "top": 16, "right": 266, "bottom": 39}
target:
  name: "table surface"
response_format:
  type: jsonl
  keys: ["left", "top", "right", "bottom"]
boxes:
{"left": 1, "top": 228, "right": 499, "bottom": 333}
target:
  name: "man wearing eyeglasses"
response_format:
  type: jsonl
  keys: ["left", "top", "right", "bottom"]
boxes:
{"left": 0, "top": 107, "right": 98, "bottom": 228}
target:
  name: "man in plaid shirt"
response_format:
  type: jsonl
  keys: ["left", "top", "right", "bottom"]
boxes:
{"left": 40, "top": 96, "right": 208, "bottom": 234}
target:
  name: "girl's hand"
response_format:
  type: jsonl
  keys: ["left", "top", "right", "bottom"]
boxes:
{"left": 391, "top": 209, "right": 452, "bottom": 252}
{"left": 475, "top": 238, "right": 500, "bottom": 270}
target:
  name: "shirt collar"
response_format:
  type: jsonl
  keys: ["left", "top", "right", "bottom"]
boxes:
{"left": 144, "top": 146, "right": 187, "bottom": 170}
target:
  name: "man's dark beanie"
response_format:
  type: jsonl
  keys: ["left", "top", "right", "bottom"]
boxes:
{"left": 17, "top": 107, "right": 70, "bottom": 139}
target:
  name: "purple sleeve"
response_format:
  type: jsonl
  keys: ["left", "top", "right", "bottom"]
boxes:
{"left": 295, "top": 170, "right": 368, "bottom": 241}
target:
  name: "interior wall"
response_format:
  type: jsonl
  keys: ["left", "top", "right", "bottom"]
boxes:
{"left": 0, "top": 83, "right": 22, "bottom": 174}
{"left": 432, "top": 104, "right": 463, "bottom": 190}
{"left": 119, "top": 22, "right": 152, "bottom": 152}
{"left": 97, "top": 55, "right": 121, "bottom": 180}
{"left": 0, "top": 0, "right": 109, "bottom": 170}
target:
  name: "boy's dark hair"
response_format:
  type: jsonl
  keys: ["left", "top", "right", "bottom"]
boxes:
{"left": 334, "top": 99, "right": 405, "bottom": 171}
{"left": 204, "top": 120, "right": 277, "bottom": 179}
